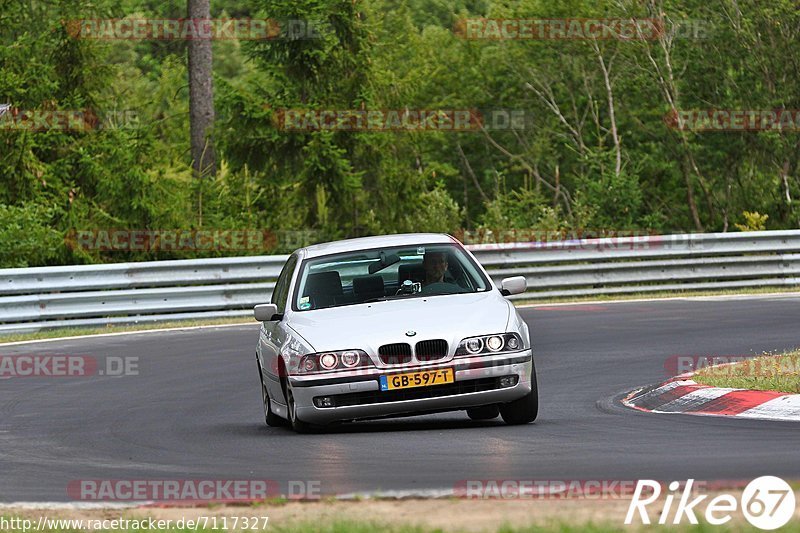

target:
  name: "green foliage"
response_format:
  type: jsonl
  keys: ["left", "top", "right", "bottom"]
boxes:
{"left": 693, "top": 351, "right": 800, "bottom": 393}
{"left": 0, "top": 204, "right": 62, "bottom": 267}
{"left": 404, "top": 187, "right": 464, "bottom": 234}
{"left": 572, "top": 154, "right": 644, "bottom": 230}
{"left": 2, "top": 0, "right": 800, "bottom": 267}
{"left": 480, "top": 188, "right": 565, "bottom": 232}
{"left": 735, "top": 211, "right": 770, "bottom": 232}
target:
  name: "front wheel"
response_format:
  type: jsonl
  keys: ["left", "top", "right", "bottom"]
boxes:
{"left": 499, "top": 359, "right": 539, "bottom": 425}
{"left": 286, "top": 384, "right": 316, "bottom": 434}
{"left": 257, "top": 356, "right": 285, "bottom": 427}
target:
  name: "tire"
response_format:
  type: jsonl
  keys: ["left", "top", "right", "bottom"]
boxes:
{"left": 467, "top": 405, "right": 500, "bottom": 420}
{"left": 257, "top": 356, "right": 285, "bottom": 427}
{"left": 286, "top": 384, "right": 316, "bottom": 434}
{"left": 500, "top": 358, "right": 539, "bottom": 425}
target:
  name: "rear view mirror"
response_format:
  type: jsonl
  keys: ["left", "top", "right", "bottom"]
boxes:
{"left": 500, "top": 276, "right": 527, "bottom": 296}
{"left": 254, "top": 303, "right": 280, "bottom": 321}
{"left": 368, "top": 252, "right": 401, "bottom": 274}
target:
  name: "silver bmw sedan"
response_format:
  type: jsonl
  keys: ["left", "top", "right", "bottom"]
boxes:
{"left": 253, "top": 233, "right": 537, "bottom": 432}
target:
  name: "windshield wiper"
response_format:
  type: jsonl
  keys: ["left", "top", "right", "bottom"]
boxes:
{"left": 361, "top": 294, "right": 411, "bottom": 304}
{"left": 361, "top": 297, "right": 389, "bottom": 303}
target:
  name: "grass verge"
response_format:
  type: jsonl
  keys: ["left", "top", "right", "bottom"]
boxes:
{"left": 4, "top": 494, "right": 800, "bottom": 533}
{"left": 693, "top": 350, "right": 800, "bottom": 393}
{"left": 0, "top": 317, "right": 254, "bottom": 344}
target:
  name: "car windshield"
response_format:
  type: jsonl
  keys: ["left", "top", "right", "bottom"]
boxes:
{"left": 293, "top": 243, "right": 491, "bottom": 311}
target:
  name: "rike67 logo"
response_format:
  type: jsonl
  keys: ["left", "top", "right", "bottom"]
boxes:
{"left": 625, "top": 477, "right": 796, "bottom": 530}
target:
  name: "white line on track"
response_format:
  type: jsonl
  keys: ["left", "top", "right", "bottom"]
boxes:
{"left": 0, "top": 502, "right": 144, "bottom": 510}
{"left": 0, "top": 322, "right": 256, "bottom": 348}
{"left": 0, "top": 489, "right": 459, "bottom": 509}
{"left": 519, "top": 291, "right": 800, "bottom": 308}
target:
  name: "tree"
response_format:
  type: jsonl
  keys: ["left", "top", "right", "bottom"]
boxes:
{"left": 188, "top": 0, "right": 216, "bottom": 223}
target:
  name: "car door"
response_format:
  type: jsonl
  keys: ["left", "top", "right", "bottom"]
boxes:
{"left": 258, "top": 253, "right": 298, "bottom": 405}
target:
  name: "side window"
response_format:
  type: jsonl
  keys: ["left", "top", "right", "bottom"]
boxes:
{"left": 271, "top": 255, "right": 298, "bottom": 313}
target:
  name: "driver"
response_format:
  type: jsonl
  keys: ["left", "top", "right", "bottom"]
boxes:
{"left": 422, "top": 251, "right": 449, "bottom": 286}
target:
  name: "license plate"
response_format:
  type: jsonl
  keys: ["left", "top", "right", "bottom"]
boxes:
{"left": 379, "top": 368, "right": 454, "bottom": 391}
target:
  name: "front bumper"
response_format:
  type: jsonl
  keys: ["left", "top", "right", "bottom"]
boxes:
{"left": 288, "top": 350, "right": 533, "bottom": 424}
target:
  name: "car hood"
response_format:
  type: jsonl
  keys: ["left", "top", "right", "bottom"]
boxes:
{"left": 287, "top": 291, "right": 512, "bottom": 354}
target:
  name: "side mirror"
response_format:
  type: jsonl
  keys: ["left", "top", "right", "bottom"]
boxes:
{"left": 500, "top": 276, "right": 527, "bottom": 296}
{"left": 254, "top": 303, "right": 280, "bottom": 322}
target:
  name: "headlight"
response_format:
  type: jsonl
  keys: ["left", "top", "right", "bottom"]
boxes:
{"left": 486, "top": 335, "right": 503, "bottom": 352}
{"left": 301, "top": 357, "right": 317, "bottom": 372}
{"left": 297, "top": 349, "right": 371, "bottom": 374}
{"left": 319, "top": 352, "right": 338, "bottom": 370}
{"left": 340, "top": 350, "right": 360, "bottom": 368}
{"left": 465, "top": 337, "right": 484, "bottom": 354}
{"left": 455, "top": 333, "right": 524, "bottom": 356}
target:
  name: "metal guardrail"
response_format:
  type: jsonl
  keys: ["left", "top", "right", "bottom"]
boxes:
{"left": 1, "top": 230, "right": 799, "bottom": 334}
{"left": 473, "top": 231, "right": 800, "bottom": 299}
{"left": 0, "top": 256, "right": 286, "bottom": 334}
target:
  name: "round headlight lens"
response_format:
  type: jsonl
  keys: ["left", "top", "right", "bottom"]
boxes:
{"left": 506, "top": 335, "right": 520, "bottom": 350}
{"left": 302, "top": 357, "right": 316, "bottom": 372}
{"left": 466, "top": 338, "right": 484, "bottom": 354}
{"left": 340, "top": 350, "right": 360, "bottom": 368}
{"left": 486, "top": 335, "right": 504, "bottom": 352}
{"left": 319, "top": 352, "right": 338, "bottom": 370}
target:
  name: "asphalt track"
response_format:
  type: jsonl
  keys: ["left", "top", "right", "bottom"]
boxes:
{"left": 2, "top": 295, "right": 800, "bottom": 502}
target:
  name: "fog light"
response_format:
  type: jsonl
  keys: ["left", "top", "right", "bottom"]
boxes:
{"left": 315, "top": 396, "right": 334, "bottom": 408}
{"left": 499, "top": 376, "right": 518, "bottom": 387}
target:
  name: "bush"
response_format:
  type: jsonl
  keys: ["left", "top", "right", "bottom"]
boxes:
{"left": 404, "top": 187, "right": 463, "bottom": 234}
{"left": 0, "top": 204, "right": 62, "bottom": 267}
{"left": 735, "top": 211, "right": 769, "bottom": 231}
{"left": 479, "top": 188, "right": 566, "bottom": 232}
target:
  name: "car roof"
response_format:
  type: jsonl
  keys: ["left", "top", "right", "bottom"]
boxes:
{"left": 300, "top": 233, "right": 457, "bottom": 259}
